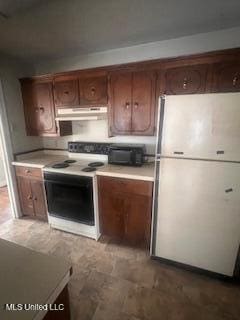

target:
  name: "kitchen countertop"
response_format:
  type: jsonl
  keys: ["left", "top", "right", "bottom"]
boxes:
{"left": 12, "top": 151, "right": 155, "bottom": 182}
{"left": 12, "top": 154, "right": 67, "bottom": 169}
{"left": 96, "top": 162, "right": 155, "bottom": 181}
{"left": 0, "top": 238, "right": 71, "bottom": 320}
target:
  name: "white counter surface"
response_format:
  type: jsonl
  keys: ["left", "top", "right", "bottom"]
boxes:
{"left": 12, "top": 154, "right": 67, "bottom": 169}
{"left": 12, "top": 151, "right": 155, "bottom": 181}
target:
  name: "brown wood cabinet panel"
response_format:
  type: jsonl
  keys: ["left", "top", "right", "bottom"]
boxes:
{"left": 79, "top": 76, "right": 108, "bottom": 105}
{"left": 21, "top": 81, "right": 57, "bottom": 136}
{"left": 98, "top": 176, "right": 153, "bottom": 247}
{"left": 32, "top": 82, "right": 56, "bottom": 134}
{"left": 15, "top": 166, "right": 43, "bottom": 180}
{"left": 99, "top": 190, "right": 125, "bottom": 240}
{"left": 211, "top": 61, "right": 240, "bottom": 92}
{"left": 132, "top": 71, "right": 156, "bottom": 135}
{"left": 124, "top": 194, "right": 152, "bottom": 247}
{"left": 16, "top": 176, "right": 34, "bottom": 217}
{"left": 21, "top": 79, "right": 72, "bottom": 137}
{"left": 54, "top": 78, "right": 80, "bottom": 107}
{"left": 31, "top": 180, "right": 48, "bottom": 221}
{"left": 99, "top": 176, "right": 152, "bottom": 197}
{"left": 109, "top": 71, "right": 132, "bottom": 134}
{"left": 163, "top": 65, "right": 208, "bottom": 95}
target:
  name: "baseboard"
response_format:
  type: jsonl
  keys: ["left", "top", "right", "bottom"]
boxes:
{"left": 151, "top": 255, "right": 239, "bottom": 283}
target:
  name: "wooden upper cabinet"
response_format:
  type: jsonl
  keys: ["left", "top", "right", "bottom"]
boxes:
{"left": 53, "top": 77, "right": 80, "bottom": 107}
{"left": 211, "top": 61, "right": 240, "bottom": 92}
{"left": 21, "top": 79, "right": 72, "bottom": 137}
{"left": 79, "top": 76, "right": 108, "bottom": 105}
{"left": 109, "top": 70, "right": 156, "bottom": 136}
{"left": 163, "top": 64, "right": 208, "bottom": 95}
{"left": 21, "top": 81, "right": 57, "bottom": 136}
{"left": 109, "top": 71, "right": 132, "bottom": 134}
{"left": 131, "top": 71, "right": 156, "bottom": 135}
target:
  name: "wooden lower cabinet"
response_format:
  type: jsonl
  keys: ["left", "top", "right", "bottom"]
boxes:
{"left": 98, "top": 176, "right": 153, "bottom": 247}
{"left": 15, "top": 166, "right": 48, "bottom": 221}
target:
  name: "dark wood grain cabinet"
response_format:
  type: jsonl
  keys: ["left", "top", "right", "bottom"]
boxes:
{"left": 109, "top": 70, "right": 156, "bottom": 136}
{"left": 53, "top": 76, "right": 80, "bottom": 107}
{"left": 211, "top": 62, "right": 240, "bottom": 92}
{"left": 163, "top": 64, "right": 209, "bottom": 95}
{"left": 15, "top": 166, "right": 48, "bottom": 221}
{"left": 79, "top": 76, "right": 108, "bottom": 105}
{"left": 21, "top": 79, "right": 72, "bottom": 136}
{"left": 98, "top": 176, "right": 153, "bottom": 247}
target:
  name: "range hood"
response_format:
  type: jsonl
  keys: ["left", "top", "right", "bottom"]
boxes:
{"left": 55, "top": 106, "right": 107, "bottom": 121}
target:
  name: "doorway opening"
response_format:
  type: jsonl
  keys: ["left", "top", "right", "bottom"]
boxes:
{"left": 0, "top": 79, "right": 20, "bottom": 225}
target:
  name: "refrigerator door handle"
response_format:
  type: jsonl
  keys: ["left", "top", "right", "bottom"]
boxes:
{"left": 155, "top": 95, "right": 166, "bottom": 156}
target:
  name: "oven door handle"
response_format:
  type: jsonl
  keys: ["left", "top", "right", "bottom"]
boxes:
{"left": 44, "top": 180, "right": 92, "bottom": 188}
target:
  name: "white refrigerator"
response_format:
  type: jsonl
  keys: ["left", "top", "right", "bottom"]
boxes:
{"left": 151, "top": 93, "right": 240, "bottom": 277}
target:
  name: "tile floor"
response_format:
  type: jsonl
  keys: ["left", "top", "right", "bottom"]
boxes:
{"left": 0, "top": 218, "right": 239, "bottom": 320}
{"left": 0, "top": 186, "right": 12, "bottom": 224}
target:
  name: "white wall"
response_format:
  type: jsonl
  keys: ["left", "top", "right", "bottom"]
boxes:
{"left": 35, "top": 27, "right": 240, "bottom": 74}
{"left": 0, "top": 56, "right": 43, "bottom": 153}
{"left": 38, "top": 26, "right": 240, "bottom": 151}
{"left": 43, "top": 120, "right": 156, "bottom": 154}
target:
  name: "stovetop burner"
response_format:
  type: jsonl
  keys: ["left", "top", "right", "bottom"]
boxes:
{"left": 52, "top": 162, "right": 70, "bottom": 169}
{"left": 64, "top": 159, "right": 77, "bottom": 164}
{"left": 82, "top": 167, "right": 97, "bottom": 172}
{"left": 88, "top": 161, "right": 104, "bottom": 167}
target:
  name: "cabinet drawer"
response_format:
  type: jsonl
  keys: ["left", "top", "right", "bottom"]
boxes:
{"left": 98, "top": 176, "right": 153, "bottom": 197}
{"left": 15, "top": 166, "right": 43, "bottom": 180}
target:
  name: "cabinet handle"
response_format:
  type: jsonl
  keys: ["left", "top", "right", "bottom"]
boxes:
{"left": 64, "top": 91, "right": 69, "bottom": 94}
{"left": 25, "top": 169, "right": 31, "bottom": 174}
{"left": 39, "top": 107, "right": 44, "bottom": 113}
{"left": 183, "top": 78, "right": 188, "bottom": 89}
{"left": 233, "top": 75, "right": 238, "bottom": 87}
{"left": 125, "top": 102, "right": 130, "bottom": 109}
{"left": 91, "top": 87, "right": 96, "bottom": 96}
{"left": 134, "top": 102, "right": 139, "bottom": 109}
{"left": 33, "top": 197, "right": 37, "bottom": 201}
{"left": 27, "top": 195, "right": 32, "bottom": 200}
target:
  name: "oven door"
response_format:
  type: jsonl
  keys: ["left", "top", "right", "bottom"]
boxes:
{"left": 44, "top": 172, "right": 94, "bottom": 225}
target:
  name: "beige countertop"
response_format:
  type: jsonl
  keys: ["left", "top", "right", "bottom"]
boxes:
{"left": 12, "top": 151, "right": 155, "bottom": 181}
{"left": 12, "top": 153, "right": 67, "bottom": 169}
{"left": 0, "top": 238, "right": 71, "bottom": 320}
{"left": 96, "top": 162, "right": 155, "bottom": 181}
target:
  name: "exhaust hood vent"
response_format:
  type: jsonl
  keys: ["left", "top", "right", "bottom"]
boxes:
{"left": 56, "top": 106, "right": 107, "bottom": 121}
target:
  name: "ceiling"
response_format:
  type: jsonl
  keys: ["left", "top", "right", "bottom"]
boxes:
{"left": 0, "top": 0, "right": 240, "bottom": 63}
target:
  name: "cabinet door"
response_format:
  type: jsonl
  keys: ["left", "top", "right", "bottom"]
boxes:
{"left": 124, "top": 194, "right": 152, "bottom": 247}
{"left": 99, "top": 191, "right": 125, "bottom": 239}
{"left": 28, "top": 82, "right": 56, "bottom": 135}
{"left": 31, "top": 180, "right": 48, "bottom": 221}
{"left": 79, "top": 76, "right": 108, "bottom": 105}
{"left": 17, "top": 176, "right": 34, "bottom": 217}
{"left": 211, "top": 62, "right": 240, "bottom": 92}
{"left": 164, "top": 65, "right": 208, "bottom": 95}
{"left": 54, "top": 78, "right": 80, "bottom": 107}
{"left": 132, "top": 71, "right": 156, "bottom": 135}
{"left": 109, "top": 72, "right": 132, "bottom": 135}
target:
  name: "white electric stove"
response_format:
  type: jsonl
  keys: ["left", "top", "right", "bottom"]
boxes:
{"left": 43, "top": 142, "right": 109, "bottom": 240}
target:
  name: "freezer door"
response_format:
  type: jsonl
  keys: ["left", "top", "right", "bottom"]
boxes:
{"left": 154, "top": 158, "right": 240, "bottom": 276}
{"left": 161, "top": 93, "right": 240, "bottom": 161}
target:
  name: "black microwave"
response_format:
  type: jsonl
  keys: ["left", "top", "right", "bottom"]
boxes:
{"left": 108, "top": 144, "right": 146, "bottom": 167}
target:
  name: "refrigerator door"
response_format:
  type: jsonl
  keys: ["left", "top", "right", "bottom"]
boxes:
{"left": 154, "top": 158, "right": 240, "bottom": 276}
{"left": 161, "top": 93, "right": 240, "bottom": 161}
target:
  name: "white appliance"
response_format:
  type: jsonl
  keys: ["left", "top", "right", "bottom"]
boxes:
{"left": 55, "top": 106, "right": 107, "bottom": 121}
{"left": 43, "top": 151, "right": 108, "bottom": 240}
{"left": 152, "top": 93, "right": 240, "bottom": 277}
